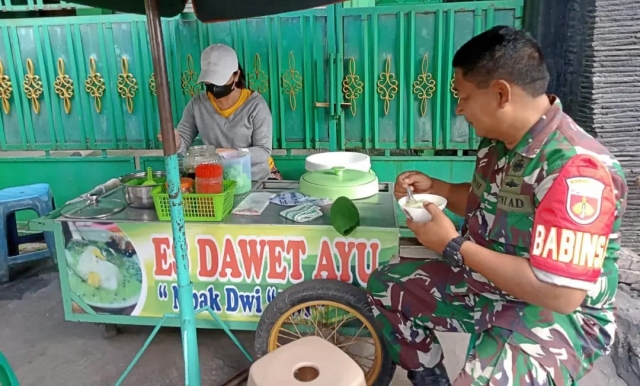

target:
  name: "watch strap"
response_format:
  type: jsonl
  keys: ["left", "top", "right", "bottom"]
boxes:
{"left": 443, "top": 236, "right": 466, "bottom": 268}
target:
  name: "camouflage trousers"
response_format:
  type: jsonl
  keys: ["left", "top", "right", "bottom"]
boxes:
{"left": 366, "top": 260, "right": 574, "bottom": 386}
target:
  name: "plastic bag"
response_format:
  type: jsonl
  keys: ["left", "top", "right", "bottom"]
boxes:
{"left": 232, "top": 192, "right": 275, "bottom": 216}
{"left": 270, "top": 191, "right": 332, "bottom": 207}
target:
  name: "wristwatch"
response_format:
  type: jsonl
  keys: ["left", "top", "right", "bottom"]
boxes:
{"left": 442, "top": 236, "right": 467, "bottom": 268}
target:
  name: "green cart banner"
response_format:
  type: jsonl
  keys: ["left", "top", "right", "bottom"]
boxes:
{"left": 61, "top": 221, "right": 399, "bottom": 324}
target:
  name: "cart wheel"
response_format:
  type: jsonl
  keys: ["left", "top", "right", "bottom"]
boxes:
{"left": 102, "top": 324, "right": 119, "bottom": 339}
{"left": 255, "top": 279, "right": 396, "bottom": 386}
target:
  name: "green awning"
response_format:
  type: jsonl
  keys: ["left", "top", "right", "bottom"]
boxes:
{"left": 68, "top": 0, "right": 344, "bottom": 20}
{"left": 192, "top": 0, "right": 343, "bottom": 22}
{"left": 71, "top": 0, "right": 187, "bottom": 17}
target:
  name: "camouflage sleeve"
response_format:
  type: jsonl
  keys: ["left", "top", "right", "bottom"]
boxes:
{"left": 529, "top": 154, "right": 617, "bottom": 291}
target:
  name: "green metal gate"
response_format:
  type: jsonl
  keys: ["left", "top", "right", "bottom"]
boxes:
{"left": 334, "top": 2, "right": 522, "bottom": 153}
{"left": 0, "top": 1, "right": 523, "bottom": 153}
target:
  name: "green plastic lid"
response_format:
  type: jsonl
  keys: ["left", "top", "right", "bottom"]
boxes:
{"left": 301, "top": 166, "right": 376, "bottom": 188}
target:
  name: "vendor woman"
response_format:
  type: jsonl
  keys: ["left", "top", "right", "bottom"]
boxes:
{"left": 159, "top": 43, "right": 281, "bottom": 181}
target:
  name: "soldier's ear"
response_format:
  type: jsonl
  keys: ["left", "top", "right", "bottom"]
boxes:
{"left": 493, "top": 80, "right": 511, "bottom": 109}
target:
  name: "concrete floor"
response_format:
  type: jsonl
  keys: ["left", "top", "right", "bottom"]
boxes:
{"left": 0, "top": 262, "right": 629, "bottom": 386}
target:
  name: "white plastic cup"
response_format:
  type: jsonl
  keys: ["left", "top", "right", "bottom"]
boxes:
{"left": 397, "top": 193, "right": 448, "bottom": 223}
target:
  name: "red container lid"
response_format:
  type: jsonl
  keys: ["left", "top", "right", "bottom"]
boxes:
{"left": 195, "top": 163, "right": 223, "bottom": 178}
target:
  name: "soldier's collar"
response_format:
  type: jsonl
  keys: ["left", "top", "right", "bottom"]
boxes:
{"left": 511, "top": 95, "right": 563, "bottom": 158}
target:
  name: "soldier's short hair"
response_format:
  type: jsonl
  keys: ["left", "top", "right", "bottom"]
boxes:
{"left": 452, "top": 25, "right": 550, "bottom": 97}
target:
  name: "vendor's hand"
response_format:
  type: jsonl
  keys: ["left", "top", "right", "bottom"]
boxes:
{"left": 157, "top": 130, "right": 181, "bottom": 147}
{"left": 407, "top": 202, "right": 459, "bottom": 253}
{"left": 394, "top": 171, "right": 434, "bottom": 200}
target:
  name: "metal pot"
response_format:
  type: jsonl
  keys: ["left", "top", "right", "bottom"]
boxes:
{"left": 120, "top": 170, "right": 166, "bottom": 209}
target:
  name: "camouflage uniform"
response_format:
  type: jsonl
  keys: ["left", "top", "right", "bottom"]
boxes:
{"left": 367, "top": 97, "right": 628, "bottom": 385}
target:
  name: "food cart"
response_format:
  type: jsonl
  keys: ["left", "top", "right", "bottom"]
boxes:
{"left": 31, "top": 174, "right": 403, "bottom": 384}
{"left": 14, "top": 0, "right": 412, "bottom": 384}
{"left": 7, "top": 0, "right": 476, "bottom": 384}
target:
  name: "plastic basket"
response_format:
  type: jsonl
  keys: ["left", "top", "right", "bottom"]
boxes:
{"left": 151, "top": 180, "right": 236, "bottom": 222}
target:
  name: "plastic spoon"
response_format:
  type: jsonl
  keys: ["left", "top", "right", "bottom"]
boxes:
{"left": 142, "top": 167, "right": 157, "bottom": 186}
{"left": 406, "top": 186, "right": 418, "bottom": 206}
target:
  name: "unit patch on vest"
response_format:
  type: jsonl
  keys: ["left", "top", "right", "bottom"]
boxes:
{"left": 529, "top": 154, "right": 616, "bottom": 283}
{"left": 509, "top": 154, "right": 528, "bottom": 176}
{"left": 500, "top": 175, "right": 525, "bottom": 194}
{"left": 505, "top": 179, "right": 520, "bottom": 189}
{"left": 565, "top": 177, "right": 605, "bottom": 225}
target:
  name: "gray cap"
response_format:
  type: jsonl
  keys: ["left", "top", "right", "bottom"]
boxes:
{"left": 197, "top": 44, "right": 239, "bottom": 86}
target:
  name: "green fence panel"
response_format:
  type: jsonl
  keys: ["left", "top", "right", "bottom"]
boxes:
{"left": 73, "top": 20, "right": 145, "bottom": 149}
{"left": 373, "top": 0, "right": 502, "bottom": 5}
{"left": 443, "top": 5, "right": 523, "bottom": 150}
{"left": 131, "top": 19, "right": 160, "bottom": 149}
{"left": 7, "top": 24, "right": 59, "bottom": 150}
{"left": 0, "top": 26, "right": 28, "bottom": 151}
{"left": 242, "top": 9, "right": 333, "bottom": 150}
{"left": 139, "top": 155, "right": 165, "bottom": 173}
{"left": 187, "top": 9, "right": 332, "bottom": 150}
{"left": 169, "top": 10, "right": 332, "bottom": 150}
{"left": 336, "top": 1, "right": 522, "bottom": 151}
{"left": 1, "top": 0, "right": 93, "bottom": 12}
{"left": 0, "top": 1, "right": 521, "bottom": 153}
{"left": 0, "top": 16, "right": 159, "bottom": 151}
{"left": 44, "top": 23, "right": 85, "bottom": 149}
{"left": 339, "top": 7, "right": 442, "bottom": 150}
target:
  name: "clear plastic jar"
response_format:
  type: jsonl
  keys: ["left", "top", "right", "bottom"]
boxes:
{"left": 182, "top": 145, "right": 223, "bottom": 179}
{"left": 221, "top": 150, "right": 252, "bottom": 195}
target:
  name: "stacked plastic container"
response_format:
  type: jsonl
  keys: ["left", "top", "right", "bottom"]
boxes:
{"left": 220, "top": 150, "right": 252, "bottom": 195}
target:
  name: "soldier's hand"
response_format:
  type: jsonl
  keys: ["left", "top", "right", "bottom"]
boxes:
{"left": 406, "top": 202, "right": 459, "bottom": 253}
{"left": 394, "top": 171, "right": 434, "bottom": 200}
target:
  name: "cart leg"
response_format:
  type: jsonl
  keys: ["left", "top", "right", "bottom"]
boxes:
{"left": 144, "top": 0, "right": 201, "bottom": 382}
{"left": 102, "top": 323, "right": 119, "bottom": 339}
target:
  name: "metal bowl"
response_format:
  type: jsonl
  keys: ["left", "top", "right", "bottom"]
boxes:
{"left": 119, "top": 171, "right": 166, "bottom": 209}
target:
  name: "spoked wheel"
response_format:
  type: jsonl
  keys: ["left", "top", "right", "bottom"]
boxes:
{"left": 255, "top": 279, "right": 396, "bottom": 386}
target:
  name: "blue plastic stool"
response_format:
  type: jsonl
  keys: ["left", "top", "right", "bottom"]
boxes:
{"left": 0, "top": 183, "right": 56, "bottom": 283}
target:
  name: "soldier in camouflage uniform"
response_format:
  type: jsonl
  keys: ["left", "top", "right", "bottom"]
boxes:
{"left": 367, "top": 26, "right": 628, "bottom": 386}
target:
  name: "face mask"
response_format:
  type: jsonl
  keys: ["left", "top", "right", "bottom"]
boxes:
{"left": 206, "top": 83, "right": 234, "bottom": 99}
